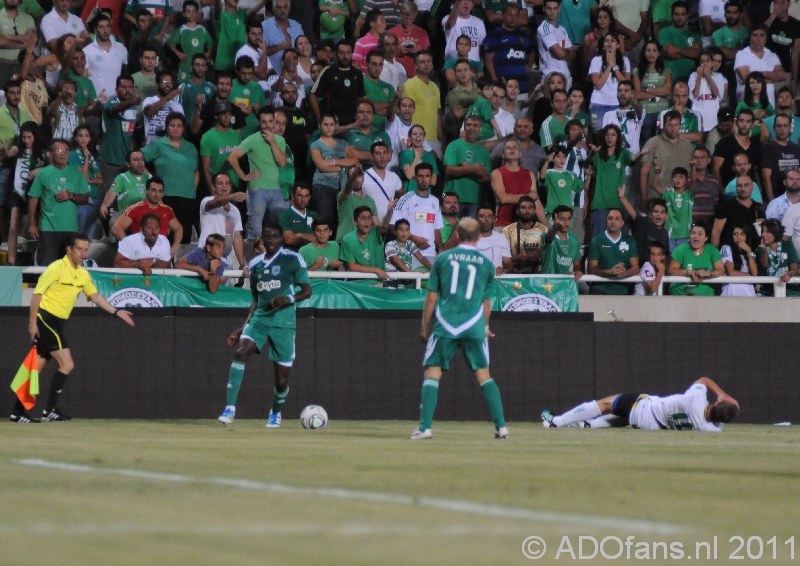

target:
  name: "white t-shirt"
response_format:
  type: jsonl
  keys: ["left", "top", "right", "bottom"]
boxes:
{"left": 198, "top": 195, "right": 244, "bottom": 259}
{"left": 781, "top": 201, "right": 800, "bottom": 255}
{"left": 442, "top": 15, "right": 486, "bottom": 61}
{"left": 629, "top": 383, "right": 722, "bottom": 431}
{"left": 494, "top": 107, "right": 516, "bottom": 137}
{"left": 379, "top": 59, "right": 408, "bottom": 91}
{"left": 602, "top": 107, "right": 645, "bottom": 154}
{"left": 142, "top": 96, "right": 184, "bottom": 143}
{"left": 699, "top": 0, "right": 727, "bottom": 25}
{"left": 118, "top": 233, "right": 172, "bottom": 262}
{"left": 476, "top": 231, "right": 511, "bottom": 270}
{"left": 235, "top": 44, "right": 272, "bottom": 73}
{"left": 84, "top": 39, "right": 129, "bottom": 99}
{"left": 588, "top": 56, "right": 631, "bottom": 106}
{"left": 633, "top": 261, "right": 660, "bottom": 295}
{"left": 385, "top": 117, "right": 432, "bottom": 170}
{"left": 537, "top": 20, "right": 573, "bottom": 88}
{"left": 687, "top": 70, "right": 726, "bottom": 131}
{"left": 40, "top": 9, "right": 86, "bottom": 51}
{"left": 389, "top": 191, "right": 444, "bottom": 259}
{"left": 720, "top": 244, "right": 757, "bottom": 296}
{"left": 606, "top": 0, "right": 649, "bottom": 38}
{"left": 734, "top": 46, "right": 782, "bottom": 107}
{"left": 362, "top": 167, "right": 403, "bottom": 223}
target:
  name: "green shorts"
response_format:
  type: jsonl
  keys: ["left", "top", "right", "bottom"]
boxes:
{"left": 423, "top": 334, "right": 489, "bottom": 371}
{"left": 241, "top": 319, "right": 296, "bottom": 366}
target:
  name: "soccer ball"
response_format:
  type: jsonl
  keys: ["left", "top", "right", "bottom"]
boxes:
{"left": 300, "top": 405, "right": 328, "bottom": 430}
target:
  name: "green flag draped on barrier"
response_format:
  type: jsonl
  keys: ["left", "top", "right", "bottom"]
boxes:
{"left": 88, "top": 272, "right": 578, "bottom": 312}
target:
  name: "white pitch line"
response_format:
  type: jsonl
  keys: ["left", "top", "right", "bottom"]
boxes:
{"left": 15, "top": 459, "right": 685, "bottom": 535}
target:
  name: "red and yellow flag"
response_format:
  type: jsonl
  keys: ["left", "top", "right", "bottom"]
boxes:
{"left": 10, "top": 345, "right": 39, "bottom": 410}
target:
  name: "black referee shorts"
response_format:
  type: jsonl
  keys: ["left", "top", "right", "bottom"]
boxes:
{"left": 36, "top": 309, "right": 68, "bottom": 358}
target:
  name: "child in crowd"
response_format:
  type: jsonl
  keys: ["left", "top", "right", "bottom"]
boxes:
{"left": 299, "top": 218, "right": 344, "bottom": 271}
{"left": 662, "top": 167, "right": 693, "bottom": 251}
{"left": 634, "top": 241, "right": 667, "bottom": 296}
{"left": 540, "top": 145, "right": 589, "bottom": 217}
{"left": 464, "top": 76, "right": 502, "bottom": 140}
{"left": 565, "top": 85, "right": 590, "bottom": 134}
{"left": 167, "top": 0, "right": 214, "bottom": 83}
{"left": 176, "top": 233, "right": 230, "bottom": 293}
{"left": 385, "top": 218, "right": 431, "bottom": 272}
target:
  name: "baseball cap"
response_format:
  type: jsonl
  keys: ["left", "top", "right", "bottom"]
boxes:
{"left": 214, "top": 101, "right": 232, "bottom": 114}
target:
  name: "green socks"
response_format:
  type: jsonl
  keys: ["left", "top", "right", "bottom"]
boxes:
{"left": 225, "top": 361, "right": 245, "bottom": 405}
{"left": 418, "top": 378, "right": 439, "bottom": 431}
{"left": 272, "top": 386, "right": 289, "bottom": 414}
{"left": 481, "top": 378, "right": 506, "bottom": 428}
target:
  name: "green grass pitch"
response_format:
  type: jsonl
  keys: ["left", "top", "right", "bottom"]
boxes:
{"left": 1, "top": 420, "right": 798, "bottom": 565}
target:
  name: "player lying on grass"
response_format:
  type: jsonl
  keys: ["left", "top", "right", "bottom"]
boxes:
{"left": 541, "top": 376, "right": 739, "bottom": 431}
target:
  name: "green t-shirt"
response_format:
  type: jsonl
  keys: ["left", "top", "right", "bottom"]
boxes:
{"left": 279, "top": 206, "right": 317, "bottom": 250}
{"left": 663, "top": 187, "right": 693, "bottom": 239}
{"left": 278, "top": 146, "right": 296, "bottom": 199}
{"left": 140, "top": 137, "right": 199, "bottom": 199}
{"left": 711, "top": 26, "right": 748, "bottom": 53}
{"left": 443, "top": 139, "right": 491, "bottom": 204}
{"left": 180, "top": 80, "right": 215, "bottom": 123}
{"left": 756, "top": 241, "right": 800, "bottom": 296}
{"left": 541, "top": 231, "right": 582, "bottom": 275}
{"left": 565, "top": 108, "right": 590, "bottom": 131}
{"left": 466, "top": 96, "right": 495, "bottom": 140}
{"left": 132, "top": 71, "right": 157, "bottom": 102}
{"left": 248, "top": 248, "right": 310, "bottom": 327}
{"left": 439, "top": 219, "right": 458, "bottom": 247}
{"left": 28, "top": 165, "right": 90, "bottom": 232}
{"left": 445, "top": 84, "right": 480, "bottom": 114}
{"left": 658, "top": 107, "right": 702, "bottom": 134}
{"left": 591, "top": 149, "right": 631, "bottom": 210}
{"left": 336, "top": 191, "right": 377, "bottom": 242}
{"left": 168, "top": 24, "right": 213, "bottom": 82}
{"left": 238, "top": 131, "right": 287, "bottom": 191}
{"left": 215, "top": 9, "right": 247, "bottom": 71}
{"left": 669, "top": 243, "right": 721, "bottom": 296}
{"left": 428, "top": 244, "right": 495, "bottom": 339}
{"left": 66, "top": 71, "right": 97, "bottom": 108}
{"left": 398, "top": 149, "right": 439, "bottom": 192}
{"left": 340, "top": 226, "right": 385, "bottom": 268}
{"left": 658, "top": 25, "right": 701, "bottom": 81}
{"left": 651, "top": 0, "right": 677, "bottom": 25}
{"left": 633, "top": 68, "right": 671, "bottom": 115}
{"left": 587, "top": 231, "right": 639, "bottom": 295}
{"left": 200, "top": 126, "right": 242, "bottom": 188}
{"left": 99, "top": 98, "right": 137, "bottom": 166}
{"left": 230, "top": 79, "right": 266, "bottom": 135}
{"left": 543, "top": 168, "right": 582, "bottom": 213}
{"left": 540, "top": 114, "right": 569, "bottom": 147}
{"left": 345, "top": 127, "right": 392, "bottom": 156}
{"left": 300, "top": 241, "right": 341, "bottom": 270}
{"left": 112, "top": 171, "right": 152, "bottom": 211}
{"left": 363, "top": 76, "right": 394, "bottom": 131}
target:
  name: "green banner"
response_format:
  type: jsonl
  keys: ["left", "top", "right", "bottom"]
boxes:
{"left": 0, "top": 266, "right": 24, "bottom": 306}
{"left": 89, "top": 272, "right": 578, "bottom": 312}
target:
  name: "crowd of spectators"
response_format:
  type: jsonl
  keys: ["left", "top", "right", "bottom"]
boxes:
{"left": 0, "top": 0, "right": 799, "bottom": 296}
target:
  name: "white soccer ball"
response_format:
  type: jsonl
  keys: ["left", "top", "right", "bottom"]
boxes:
{"left": 300, "top": 404, "right": 328, "bottom": 430}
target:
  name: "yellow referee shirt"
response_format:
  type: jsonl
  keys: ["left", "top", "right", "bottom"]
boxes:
{"left": 34, "top": 257, "right": 98, "bottom": 320}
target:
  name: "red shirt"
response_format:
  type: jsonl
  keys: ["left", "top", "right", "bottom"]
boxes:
{"left": 122, "top": 201, "right": 176, "bottom": 236}
{"left": 388, "top": 25, "right": 430, "bottom": 78}
{"left": 495, "top": 165, "right": 533, "bottom": 227}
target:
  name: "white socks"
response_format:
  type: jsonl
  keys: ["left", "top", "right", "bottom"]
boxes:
{"left": 554, "top": 401, "right": 602, "bottom": 427}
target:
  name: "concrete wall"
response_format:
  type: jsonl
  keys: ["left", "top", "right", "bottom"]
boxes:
{"left": 1, "top": 308, "right": 796, "bottom": 424}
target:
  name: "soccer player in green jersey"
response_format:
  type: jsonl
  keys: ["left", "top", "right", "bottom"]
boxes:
{"left": 412, "top": 217, "right": 509, "bottom": 440}
{"left": 218, "top": 224, "right": 311, "bottom": 427}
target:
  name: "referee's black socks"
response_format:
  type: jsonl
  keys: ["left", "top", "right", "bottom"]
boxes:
{"left": 46, "top": 371, "right": 68, "bottom": 412}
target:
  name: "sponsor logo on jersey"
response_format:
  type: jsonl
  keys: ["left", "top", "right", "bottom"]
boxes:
{"left": 256, "top": 280, "right": 281, "bottom": 292}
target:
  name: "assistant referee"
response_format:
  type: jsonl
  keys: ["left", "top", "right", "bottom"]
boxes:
{"left": 12, "top": 233, "right": 135, "bottom": 423}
